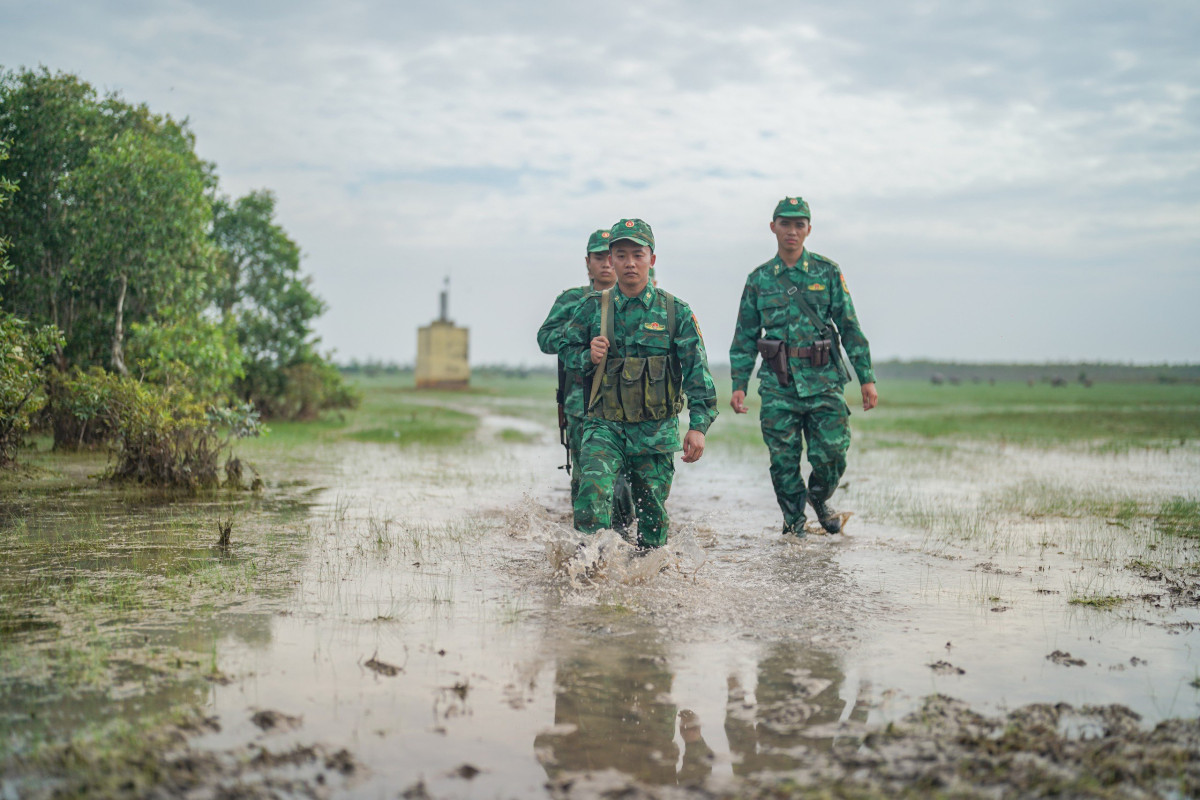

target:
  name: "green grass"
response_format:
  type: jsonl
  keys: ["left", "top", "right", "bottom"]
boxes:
{"left": 851, "top": 380, "right": 1200, "bottom": 450}
{"left": 241, "top": 373, "right": 482, "bottom": 451}
{"left": 498, "top": 428, "right": 538, "bottom": 443}
{"left": 1068, "top": 595, "right": 1126, "bottom": 610}
{"left": 347, "top": 403, "right": 477, "bottom": 446}
{"left": 1156, "top": 498, "right": 1200, "bottom": 540}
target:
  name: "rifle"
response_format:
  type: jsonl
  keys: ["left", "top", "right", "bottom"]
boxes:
{"left": 556, "top": 358, "right": 571, "bottom": 475}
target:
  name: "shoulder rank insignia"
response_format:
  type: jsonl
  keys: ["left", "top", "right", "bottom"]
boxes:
{"left": 692, "top": 313, "right": 703, "bottom": 341}
{"left": 840, "top": 273, "right": 849, "bottom": 292}
{"left": 807, "top": 283, "right": 825, "bottom": 291}
{"left": 643, "top": 321, "right": 665, "bottom": 331}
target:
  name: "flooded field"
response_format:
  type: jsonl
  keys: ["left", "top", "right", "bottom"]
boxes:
{"left": 2, "top": 375, "right": 1198, "bottom": 798}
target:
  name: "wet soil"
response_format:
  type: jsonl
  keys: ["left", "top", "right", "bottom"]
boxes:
{"left": 1, "top": 400, "right": 1198, "bottom": 798}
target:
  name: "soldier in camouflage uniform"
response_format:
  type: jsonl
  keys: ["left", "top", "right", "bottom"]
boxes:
{"left": 537, "top": 230, "right": 634, "bottom": 530}
{"left": 729, "top": 197, "right": 878, "bottom": 537}
{"left": 561, "top": 219, "right": 718, "bottom": 549}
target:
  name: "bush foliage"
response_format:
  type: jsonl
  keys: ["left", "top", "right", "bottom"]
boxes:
{"left": 0, "top": 67, "right": 356, "bottom": 478}
{"left": 49, "top": 367, "right": 262, "bottom": 488}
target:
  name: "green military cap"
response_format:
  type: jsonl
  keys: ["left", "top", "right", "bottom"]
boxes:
{"left": 586, "top": 228, "right": 613, "bottom": 253}
{"left": 772, "top": 196, "right": 811, "bottom": 220}
{"left": 610, "top": 218, "right": 655, "bottom": 252}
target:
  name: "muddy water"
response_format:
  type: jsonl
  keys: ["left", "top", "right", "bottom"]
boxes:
{"left": 190, "top": 415, "right": 1200, "bottom": 795}
{"left": 2, "top": 411, "right": 1199, "bottom": 797}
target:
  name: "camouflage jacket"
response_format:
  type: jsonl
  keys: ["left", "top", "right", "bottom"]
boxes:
{"left": 561, "top": 284, "right": 718, "bottom": 454}
{"left": 730, "top": 251, "right": 875, "bottom": 396}
{"left": 537, "top": 285, "right": 591, "bottom": 418}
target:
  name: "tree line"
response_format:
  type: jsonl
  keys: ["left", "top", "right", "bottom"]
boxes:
{"left": 0, "top": 66, "right": 356, "bottom": 483}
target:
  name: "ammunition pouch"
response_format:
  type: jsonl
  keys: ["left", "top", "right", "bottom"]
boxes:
{"left": 591, "top": 355, "right": 683, "bottom": 422}
{"left": 786, "top": 339, "right": 832, "bottom": 367}
{"left": 756, "top": 339, "right": 791, "bottom": 387}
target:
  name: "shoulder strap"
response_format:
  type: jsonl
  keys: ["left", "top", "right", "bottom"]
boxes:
{"left": 587, "top": 289, "right": 612, "bottom": 411}
{"left": 776, "top": 270, "right": 850, "bottom": 379}
{"left": 775, "top": 270, "right": 829, "bottom": 335}
{"left": 661, "top": 290, "right": 676, "bottom": 339}
{"left": 601, "top": 287, "right": 613, "bottom": 343}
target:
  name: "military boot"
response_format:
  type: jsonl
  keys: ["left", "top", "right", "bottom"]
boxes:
{"left": 807, "top": 481, "right": 842, "bottom": 533}
{"left": 782, "top": 523, "right": 807, "bottom": 540}
{"left": 778, "top": 497, "right": 807, "bottom": 539}
{"left": 806, "top": 496, "right": 844, "bottom": 534}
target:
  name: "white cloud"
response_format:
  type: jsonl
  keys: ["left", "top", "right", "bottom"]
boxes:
{"left": 3, "top": 0, "right": 1198, "bottom": 365}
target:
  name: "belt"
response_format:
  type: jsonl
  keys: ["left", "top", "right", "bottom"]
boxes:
{"left": 788, "top": 339, "right": 833, "bottom": 367}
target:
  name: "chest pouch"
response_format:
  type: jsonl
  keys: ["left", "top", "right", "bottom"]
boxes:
{"left": 588, "top": 290, "right": 685, "bottom": 422}
{"left": 592, "top": 355, "right": 681, "bottom": 422}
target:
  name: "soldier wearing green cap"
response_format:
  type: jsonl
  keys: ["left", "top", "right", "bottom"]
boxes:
{"left": 537, "top": 230, "right": 635, "bottom": 530}
{"left": 560, "top": 219, "right": 718, "bottom": 549}
{"left": 729, "top": 197, "right": 878, "bottom": 537}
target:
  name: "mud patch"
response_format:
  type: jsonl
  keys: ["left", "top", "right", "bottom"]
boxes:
{"left": 545, "top": 695, "right": 1200, "bottom": 799}
{"left": 249, "top": 709, "right": 303, "bottom": 732}
{"left": 1046, "top": 650, "right": 1087, "bottom": 667}
{"left": 1, "top": 710, "right": 362, "bottom": 800}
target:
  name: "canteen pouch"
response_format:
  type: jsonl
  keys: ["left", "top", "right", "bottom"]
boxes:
{"left": 756, "top": 339, "right": 791, "bottom": 387}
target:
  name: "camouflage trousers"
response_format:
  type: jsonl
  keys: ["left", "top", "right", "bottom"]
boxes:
{"left": 567, "top": 414, "right": 635, "bottom": 532}
{"left": 573, "top": 420, "right": 674, "bottom": 548}
{"left": 759, "top": 387, "right": 851, "bottom": 531}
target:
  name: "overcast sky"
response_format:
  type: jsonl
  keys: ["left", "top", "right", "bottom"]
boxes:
{"left": 3, "top": 0, "right": 1198, "bottom": 367}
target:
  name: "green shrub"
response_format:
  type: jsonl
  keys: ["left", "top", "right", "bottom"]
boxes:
{"left": 109, "top": 381, "right": 263, "bottom": 489}
{"left": 46, "top": 367, "right": 119, "bottom": 450}
{"left": 47, "top": 367, "right": 262, "bottom": 488}
{"left": 0, "top": 311, "right": 61, "bottom": 464}
{"left": 127, "top": 313, "right": 245, "bottom": 400}
{"left": 240, "top": 353, "right": 359, "bottom": 421}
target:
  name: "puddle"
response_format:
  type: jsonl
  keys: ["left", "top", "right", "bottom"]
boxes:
{"left": 1, "top": 406, "right": 1198, "bottom": 797}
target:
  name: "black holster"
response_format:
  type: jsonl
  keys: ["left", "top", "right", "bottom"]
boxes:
{"left": 756, "top": 339, "right": 791, "bottom": 387}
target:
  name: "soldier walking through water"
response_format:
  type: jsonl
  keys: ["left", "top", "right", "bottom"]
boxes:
{"left": 561, "top": 219, "right": 717, "bottom": 550}
{"left": 729, "top": 197, "right": 878, "bottom": 537}
{"left": 537, "top": 230, "right": 635, "bottom": 530}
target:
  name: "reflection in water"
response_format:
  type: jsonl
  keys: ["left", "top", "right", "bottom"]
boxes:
{"left": 726, "top": 641, "right": 868, "bottom": 774}
{"left": 534, "top": 631, "right": 713, "bottom": 786}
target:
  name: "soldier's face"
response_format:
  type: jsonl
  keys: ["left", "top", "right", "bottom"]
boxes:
{"left": 585, "top": 252, "right": 615, "bottom": 288}
{"left": 610, "top": 242, "right": 655, "bottom": 292}
{"left": 771, "top": 216, "right": 811, "bottom": 253}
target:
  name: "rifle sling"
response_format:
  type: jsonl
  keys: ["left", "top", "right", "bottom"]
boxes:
{"left": 587, "top": 288, "right": 612, "bottom": 411}
{"left": 775, "top": 270, "right": 850, "bottom": 379}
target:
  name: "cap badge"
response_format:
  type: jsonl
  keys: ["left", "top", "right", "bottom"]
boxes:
{"left": 625, "top": 220, "right": 635, "bottom": 227}
{"left": 789, "top": 198, "right": 798, "bottom": 205}
{"left": 601, "top": 231, "right": 610, "bottom": 238}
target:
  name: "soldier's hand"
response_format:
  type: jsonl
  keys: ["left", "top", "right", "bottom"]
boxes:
{"left": 861, "top": 382, "right": 878, "bottom": 411}
{"left": 682, "top": 430, "right": 705, "bottom": 463}
{"left": 730, "top": 390, "right": 748, "bottom": 414}
{"left": 589, "top": 336, "right": 610, "bottom": 365}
